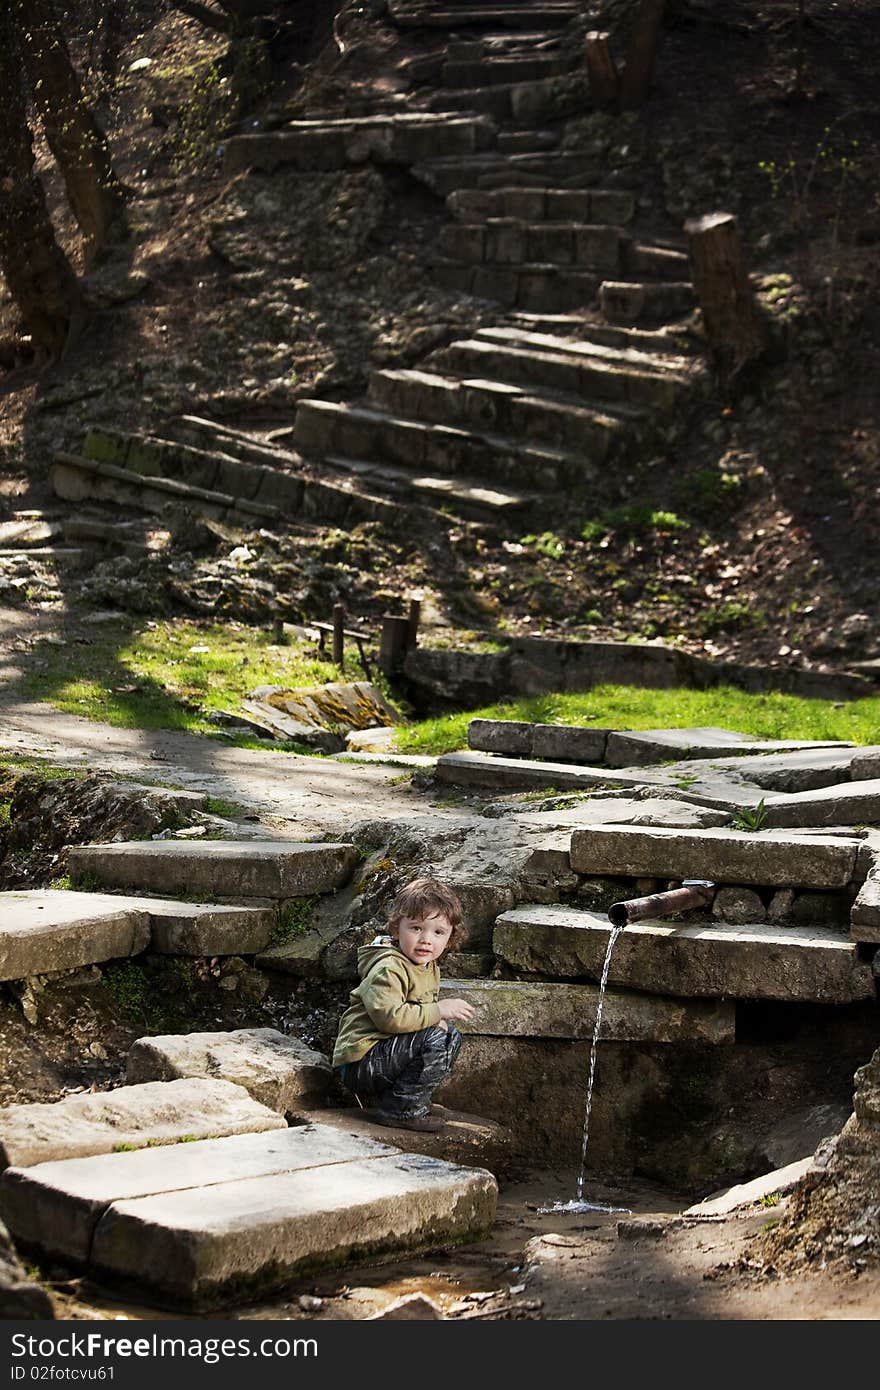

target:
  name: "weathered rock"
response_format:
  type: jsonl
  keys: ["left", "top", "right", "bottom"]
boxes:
{"left": 0, "top": 1124, "right": 395, "bottom": 1264}
{"left": 851, "top": 875, "right": 880, "bottom": 942}
{"left": 684, "top": 1157, "right": 814, "bottom": 1216}
{"left": 762, "top": 1103, "right": 851, "bottom": 1168}
{"left": 306, "top": 1104, "right": 514, "bottom": 1177}
{"left": 569, "top": 825, "right": 860, "bottom": 888}
{"left": 788, "top": 891, "right": 850, "bottom": 928}
{"left": 467, "top": 718, "right": 609, "bottom": 763}
{"left": 493, "top": 906, "right": 874, "bottom": 1003}
{"left": 761, "top": 779, "right": 880, "bottom": 829}
{"left": 0, "top": 891, "right": 150, "bottom": 982}
{"left": 712, "top": 887, "right": 766, "bottom": 925}
{"left": 442, "top": 951, "right": 494, "bottom": 977}
{"left": 767, "top": 888, "right": 796, "bottom": 923}
{"left": 440, "top": 976, "right": 734, "bottom": 1041}
{"left": 1, "top": 774, "right": 207, "bottom": 859}
{"left": 0, "top": 1078, "right": 286, "bottom": 1169}
{"left": 0, "top": 1218, "right": 54, "bottom": 1318}
{"left": 126, "top": 1029, "right": 331, "bottom": 1113}
{"left": 67, "top": 840, "right": 359, "bottom": 899}
{"left": 604, "top": 727, "right": 850, "bottom": 768}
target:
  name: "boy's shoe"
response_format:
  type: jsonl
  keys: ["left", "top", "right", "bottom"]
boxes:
{"left": 364, "top": 1109, "right": 446, "bottom": 1133}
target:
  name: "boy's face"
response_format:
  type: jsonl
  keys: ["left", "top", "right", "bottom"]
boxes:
{"left": 393, "top": 911, "right": 454, "bottom": 966}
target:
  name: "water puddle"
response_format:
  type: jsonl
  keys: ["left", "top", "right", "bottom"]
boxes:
{"left": 539, "top": 924, "right": 631, "bottom": 1217}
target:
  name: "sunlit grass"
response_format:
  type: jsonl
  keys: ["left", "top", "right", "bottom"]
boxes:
{"left": 394, "top": 685, "right": 880, "bottom": 756}
{"left": 20, "top": 618, "right": 343, "bottom": 740}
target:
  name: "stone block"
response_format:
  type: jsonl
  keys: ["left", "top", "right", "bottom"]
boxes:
{"left": 0, "top": 1078, "right": 285, "bottom": 1170}
{"left": 467, "top": 718, "right": 534, "bottom": 755}
{"left": 761, "top": 779, "right": 880, "bottom": 829}
{"left": 126, "top": 1029, "right": 331, "bottom": 1113}
{"left": 711, "top": 887, "right": 765, "bottom": 925}
{"left": 441, "top": 976, "right": 734, "bottom": 1041}
{"left": 67, "top": 841, "right": 358, "bottom": 900}
{"left": 0, "top": 891, "right": 149, "bottom": 982}
{"left": 683, "top": 1157, "right": 813, "bottom": 1217}
{"left": 851, "top": 875, "right": 880, "bottom": 942}
{"left": 569, "top": 825, "right": 860, "bottom": 889}
{"left": 0, "top": 1124, "right": 397, "bottom": 1265}
{"left": 528, "top": 225, "right": 575, "bottom": 264}
{"left": 574, "top": 225, "right": 621, "bottom": 271}
{"left": 531, "top": 724, "right": 609, "bottom": 764}
{"left": 436, "top": 751, "right": 614, "bottom": 792}
{"left": 493, "top": 905, "right": 874, "bottom": 1003}
{"left": 448, "top": 882, "right": 515, "bottom": 950}
{"left": 306, "top": 1106, "right": 514, "bottom": 1177}
{"left": 485, "top": 221, "right": 528, "bottom": 264}
{"left": 499, "top": 189, "right": 546, "bottom": 220}
{"left": 135, "top": 899, "right": 274, "bottom": 955}
{"left": 86, "top": 1149, "right": 496, "bottom": 1306}
{"left": 439, "top": 224, "right": 485, "bottom": 263}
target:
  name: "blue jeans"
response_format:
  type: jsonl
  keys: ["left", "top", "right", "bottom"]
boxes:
{"left": 337, "top": 1023, "right": 462, "bottom": 1120}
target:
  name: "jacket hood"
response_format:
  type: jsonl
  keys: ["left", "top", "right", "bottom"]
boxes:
{"left": 356, "top": 935, "right": 407, "bottom": 976}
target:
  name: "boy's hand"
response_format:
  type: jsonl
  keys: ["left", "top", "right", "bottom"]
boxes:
{"left": 438, "top": 997, "right": 476, "bottom": 1023}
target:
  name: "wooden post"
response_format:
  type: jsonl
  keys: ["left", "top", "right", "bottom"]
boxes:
{"left": 620, "top": 0, "right": 666, "bottom": 111}
{"left": 684, "top": 212, "right": 767, "bottom": 379}
{"left": 332, "top": 603, "right": 345, "bottom": 667}
{"left": 406, "top": 594, "right": 421, "bottom": 651}
{"left": 585, "top": 31, "right": 620, "bottom": 112}
{"left": 379, "top": 614, "right": 410, "bottom": 677}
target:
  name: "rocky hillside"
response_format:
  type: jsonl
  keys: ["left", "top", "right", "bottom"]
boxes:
{"left": 1, "top": 0, "right": 879, "bottom": 673}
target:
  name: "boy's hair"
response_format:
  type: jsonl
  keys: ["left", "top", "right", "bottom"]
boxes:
{"left": 387, "top": 877, "right": 467, "bottom": 953}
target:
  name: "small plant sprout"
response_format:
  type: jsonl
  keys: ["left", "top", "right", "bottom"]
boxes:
{"left": 732, "top": 799, "right": 768, "bottom": 832}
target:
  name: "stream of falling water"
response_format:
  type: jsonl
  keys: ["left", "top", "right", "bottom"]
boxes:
{"left": 539, "top": 924, "right": 631, "bottom": 1216}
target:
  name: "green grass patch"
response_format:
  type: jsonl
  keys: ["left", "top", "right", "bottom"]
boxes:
{"left": 269, "top": 897, "right": 317, "bottom": 947}
{"left": 394, "top": 684, "right": 880, "bottom": 756}
{"left": 19, "top": 619, "right": 342, "bottom": 744}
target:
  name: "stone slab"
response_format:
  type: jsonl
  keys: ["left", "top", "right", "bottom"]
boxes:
{"left": 439, "top": 977, "right": 734, "bottom": 1043}
{"left": 511, "top": 799, "right": 732, "bottom": 831}
{"left": 569, "top": 824, "right": 860, "bottom": 888}
{"left": 0, "top": 891, "right": 150, "bottom": 982}
{"left": 88, "top": 1152, "right": 496, "bottom": 1307}
{"left": 67, "top": 840, "right": 358, "bottom": 899}
{"left": 493, "top": 906, "right": 874, "bottom": 1003}
{"left": 468, "top": 718, "right": 609, "bottom": 763}
{"left": 851, "top": 876, "right": 880, "bottom": 942}
{"left": 105, "top": 895, "right": 275, "bottom": 954}
{"left": 761, "top": 779, "right": 880, "bottom": 830}
{"left": 683, "top": 1157, "right": 813, "bottom": 1216}
{"left": 0, "top": 1124, "right": 395, "bottom": 1265}
{"left": 697, "top": 747, "right": 880, "bottom": 794}
{"left": 436, "top": 750, "right": 626, "bottom": 791}
{"left": 126, "top": 1029, "right": 331, "bottom": 1112}
{"left": 304, "top": 1106, "right": 514, "bottom": 1177}
{"left": 0, "top": 1078, "right": 286, "bottom": 1170}
{"left": 604, "top": 727, "right": 851, "bottom": 768}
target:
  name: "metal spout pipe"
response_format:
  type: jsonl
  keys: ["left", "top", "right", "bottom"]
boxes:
{"left": 608, "top": 879, "right": 715, "bottom": 928}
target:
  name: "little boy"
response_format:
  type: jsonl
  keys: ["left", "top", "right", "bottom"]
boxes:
{"left": 332, "top": 876, "right": 475, "bottom": 1132}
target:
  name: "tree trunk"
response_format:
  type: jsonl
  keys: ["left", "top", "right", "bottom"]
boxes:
{"left": 15, "top": 0, "right": 126, "bottom": 258}
{"left": 620, "top": 0, "right": 666, "bottom": 110}
{"left": 585, "top": 31, "right": 620, "bottom": 113}
{"left": 685, "top": 212, "right": 767, "bottom": 379}
{"left": 0, "top": 8, "right": 81, "bottom": 359}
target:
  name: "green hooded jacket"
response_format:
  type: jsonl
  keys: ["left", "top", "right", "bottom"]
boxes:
{"left": 332, "top": 935, "right": 443, "bottom": 1067}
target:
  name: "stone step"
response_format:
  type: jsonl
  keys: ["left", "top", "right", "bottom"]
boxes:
{"left": 436, "top": 748, "right": 627, "bottom": 791}
{"left": 496, "top": 127, "right": 562, "bottom": 154}
{"left": 307, "top": 1105, "right": 514, "bottom": 1176}
{"left": 0, "top": 884, "right": 276, "bottom": 975}
{"left": 440, "top": 977, "right": 735, "bottom": 1041}
{"left": 413, "top": 151, "right": 603, "bottom": 196}
{"left": 600, "top": 278, "right": 696, "bottom": 324}
{"left": 448, "top": 185, "right": 635, "bottom": 225}
{"left": 625, "top": 242, "right": 690, "bottom": 280}
{"left": 476, "top": 323, "right": 697, "bottom": 377}
{"left": 438, "top": 219, "right": 624, "bottom": 270}
{"left": 438, "top": 336, "right": 692, "bottom": 410}
{"left": 322, "top": 452, "right": 534, "bottom": 517}
{"left": 53, "top": 441, "right": 407, "bottom": 531}
{"left": 603, "top": 726, "right": 853, "bottom": 769}
{"left": 0, "top": 1124, "right": 497, "bottom": 1306}
{"left": 0, "top": 891, "right": 150, "bottom": 983}
{"left": 506, "top": 312, "right": 700, "bottom": 355}
{"left": 222, "top": 113, "right": 496, "bottom": 177}
{"left": 293, "top": 398, "right": 598, "bottom": 491}
{"left": 493, "top": 906, "right": 875, "bottom": 1004}
{"left": 126, "top": 1029, "right": 332, "bottom": 1113}
{"left": 442, "top": 56, "right": 573, "bottom": 85}
{"left": 431, "top": 258, "right": 601, "bottom": 312}
{"left": 427, "top": 73, "right": 589, "bottom": 124}
{"left": 569, "top": 825, "right": 862, "bottom": 889}
{"left": 755, "top": 779, "right": 880, "bottom": 832}
{"left": 683, "top": 1156, "right": 814, "bottom": 1217}
{"left": 367, "top": 368, "right": 637, "bottom": 460}
{"left": 0, "top": 1078, "right": 286, "bottom": 1170}
{"left": 68, "top": 840, "right": 358, "bottom": 900}
{"left": 390, "top": 2, "right": 580, "bottom": 30}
